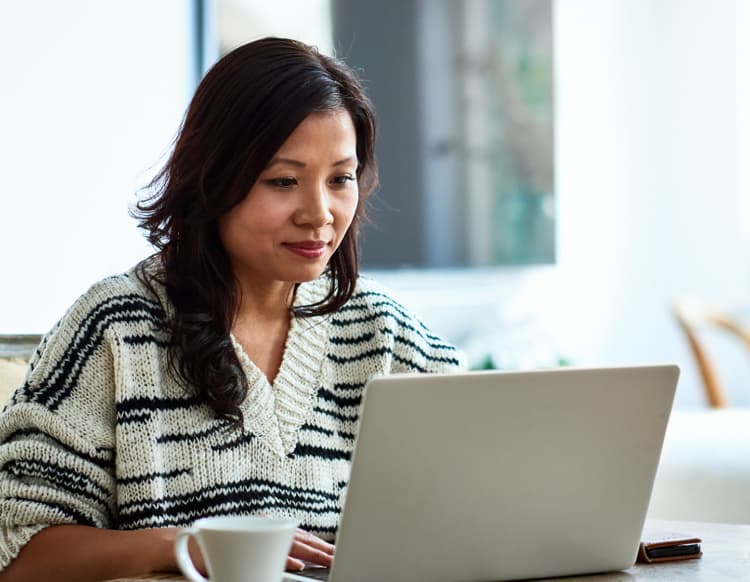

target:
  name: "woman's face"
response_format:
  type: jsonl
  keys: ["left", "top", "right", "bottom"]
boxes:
{"left": 218, "top": 109, "right": 359, "bottom": 289}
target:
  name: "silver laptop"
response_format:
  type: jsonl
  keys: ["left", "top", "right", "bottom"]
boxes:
{"left": 289, "top": 364, "right": 678, "bottom": 582}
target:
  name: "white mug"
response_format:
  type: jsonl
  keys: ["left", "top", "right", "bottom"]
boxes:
{"left": 174, "top": 515, "right": 298, "bottom": 582}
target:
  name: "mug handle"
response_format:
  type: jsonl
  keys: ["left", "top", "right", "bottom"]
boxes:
{"left": 175, "top": 527, "right": 209, "bottom": 582}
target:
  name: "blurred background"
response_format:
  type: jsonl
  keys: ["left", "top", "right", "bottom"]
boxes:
{"left": 1, "top": 0, "right": 748, "bottom": 410}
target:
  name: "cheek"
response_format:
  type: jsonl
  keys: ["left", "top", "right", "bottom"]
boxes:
{"left": 223, "top": 197, "right": 288, "bottom": 236}
{"left": 336, "top": 196, "right": 359, "bottom": 232}
{"left": 248, "top": 203, "right": 290, "bottom": 233}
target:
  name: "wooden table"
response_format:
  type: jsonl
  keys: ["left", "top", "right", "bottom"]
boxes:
{"left": 105, "top": 520, "right": 750, "bottom": 581}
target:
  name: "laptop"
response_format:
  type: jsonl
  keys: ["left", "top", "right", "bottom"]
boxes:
{"left": 287, "top": 364, "right": 679, "bottom": 582}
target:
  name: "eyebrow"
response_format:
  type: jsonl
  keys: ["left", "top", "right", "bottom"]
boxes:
{"left": 265, "top": 156, "right": 357, "bottom": 169}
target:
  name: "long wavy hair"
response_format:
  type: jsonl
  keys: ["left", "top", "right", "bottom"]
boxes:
{"left": 132, "top": 37, "right": 378, "bottom": 426}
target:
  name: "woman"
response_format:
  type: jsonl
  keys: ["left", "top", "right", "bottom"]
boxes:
{"left": 0, "top": 37, "right": 462, "bottom": 581}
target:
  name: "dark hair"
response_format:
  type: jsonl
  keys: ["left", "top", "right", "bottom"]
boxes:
{"left": 132, "top": 37, "right": 378, "bottom": 426}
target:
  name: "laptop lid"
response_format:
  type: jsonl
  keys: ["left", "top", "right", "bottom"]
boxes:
{"left": 327, "top": 364, "right": 678, "bottom": 582}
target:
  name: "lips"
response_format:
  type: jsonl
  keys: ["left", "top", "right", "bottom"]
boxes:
{"left": 285, "top": 240, "right": 327, "bottom": 250}
{"left": 282, "top": 240, "right": 329, "bottom": 259}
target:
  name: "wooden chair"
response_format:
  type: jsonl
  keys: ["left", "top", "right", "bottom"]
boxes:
{"left": 672, "top": 299, "right": 750, "bottom": 408}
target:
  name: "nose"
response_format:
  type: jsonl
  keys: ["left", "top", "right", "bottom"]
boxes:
{"left": 293, "top": 183, "right": 334, "bottom": 228}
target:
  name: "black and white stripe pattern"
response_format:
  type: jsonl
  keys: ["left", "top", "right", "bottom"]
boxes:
{"left": 0, "top": 263, "right": 463, "bottom": 571}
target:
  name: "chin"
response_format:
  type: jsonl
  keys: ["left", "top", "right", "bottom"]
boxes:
{"left": 285, "top": 264, "right": 328, "bottom": 284}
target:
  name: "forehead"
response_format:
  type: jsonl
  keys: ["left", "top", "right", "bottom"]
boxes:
{"left": 275, "top": 110, "right": 357, "bottom": 155}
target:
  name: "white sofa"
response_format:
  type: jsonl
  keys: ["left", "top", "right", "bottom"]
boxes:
{"left": 0, "top": 357, "right": 27, "bottom": 406}
{"left": 0, "top": 335, "right": 39, "bottom": 406}
{"left": 648, "top": 408, "right": 750, "bottom": 524}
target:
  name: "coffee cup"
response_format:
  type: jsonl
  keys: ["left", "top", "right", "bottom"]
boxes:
{"left": 174, "top": 515, "right": 298, "bottom": 582}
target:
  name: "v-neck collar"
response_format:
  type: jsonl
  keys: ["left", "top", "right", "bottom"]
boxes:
{"left": 231, "top": 279, "right": 332, "bottom": 456}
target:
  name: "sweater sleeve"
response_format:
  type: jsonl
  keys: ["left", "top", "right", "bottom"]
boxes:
{"left": 0, "top": 283, "right": 119, "bottom": 571}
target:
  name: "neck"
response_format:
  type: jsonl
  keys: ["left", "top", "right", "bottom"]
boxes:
{"left": 233, "top": 279, "right": 296, "bottom": 324}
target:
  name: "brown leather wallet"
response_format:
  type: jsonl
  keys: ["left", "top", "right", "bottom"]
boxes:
{"left": 637, "top": 527, "right": 703, "bottom": 563}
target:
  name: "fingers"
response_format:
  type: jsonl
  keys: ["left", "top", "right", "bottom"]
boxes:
{"left": 295, "top": 528, "right": 335, "bottom": 555}
{"left": 286, "top": 556, "right": 306, "bottom": 571}
{"left": 286, "top": 529, "right": 335, "bottom": 571}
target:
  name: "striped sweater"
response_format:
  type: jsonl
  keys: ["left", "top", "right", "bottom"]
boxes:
{"left": 0, "top": 264, "right": 463, "bottom": 571}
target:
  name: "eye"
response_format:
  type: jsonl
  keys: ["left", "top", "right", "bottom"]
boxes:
{"left": 266, "top": 177, "right": 297, "bottom": 188}
{"left": 330, "top": 174, "right": 356, "bottom": 187}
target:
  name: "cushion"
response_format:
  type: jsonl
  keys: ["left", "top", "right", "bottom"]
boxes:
{"left": 0, "top": 358, "right": 28, "bottom": 406}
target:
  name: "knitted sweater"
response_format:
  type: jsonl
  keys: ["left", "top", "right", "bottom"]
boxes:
{"left": 0, "top": 263, "right": 463, "bottom": 571}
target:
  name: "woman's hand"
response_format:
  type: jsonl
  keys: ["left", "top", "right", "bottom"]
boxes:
{"left": 146, "top": 527, "right": 207, "bottom": 575}
{"left": 0, "top": 525, "right": 206, "bottom": 582}
{"left": 286, "top": 528, "right": 335, "bottom": 571}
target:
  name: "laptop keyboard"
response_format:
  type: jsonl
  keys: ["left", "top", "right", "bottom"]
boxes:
{"left": 284, "top": 567, "right": 330, "bottom": 581}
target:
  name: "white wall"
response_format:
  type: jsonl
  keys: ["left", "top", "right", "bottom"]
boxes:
{"left": 379, "top": 0, "right": 747, "bottom": 408}
{"left": 740, "top": 0, "right": 750, "bottom": 253}
{"left": 556, "top": 0, "right": 744, "bottom": 406}
{"left": 0, "top": 0, "right": 193, "bottom": 334}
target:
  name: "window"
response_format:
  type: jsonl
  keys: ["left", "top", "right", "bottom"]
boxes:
{"left": 205, "top": 0, "right": 554, "bottom": 269}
